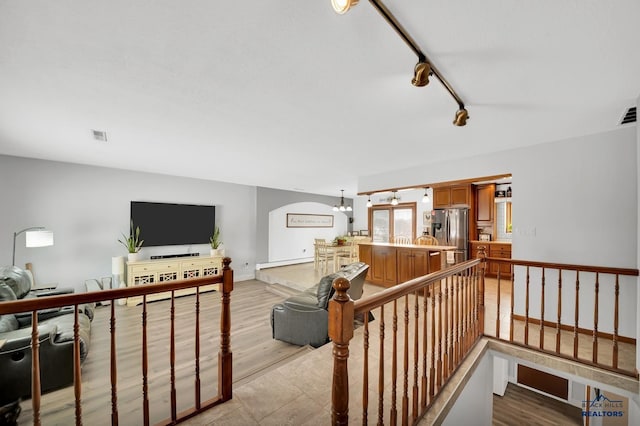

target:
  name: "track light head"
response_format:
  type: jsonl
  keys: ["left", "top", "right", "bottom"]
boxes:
{"left": 411, "top": 62, "right": 431, "bottom": 87}
{"left": 453, "top": 108, "right": 469, "bottom": 126}
{"left": 331, "top": 0, "right": 359, "bottom": 14}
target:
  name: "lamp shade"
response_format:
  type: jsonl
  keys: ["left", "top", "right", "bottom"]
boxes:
{"left": 25, "top": 230, "right": 54, "bottom": 247}
{"left": 112, "top": 256, "right": 125, "bottom": 275}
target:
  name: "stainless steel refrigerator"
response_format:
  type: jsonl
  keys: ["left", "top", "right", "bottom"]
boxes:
{"left": 431, "top": 208, "right": 469, "bottom": 263}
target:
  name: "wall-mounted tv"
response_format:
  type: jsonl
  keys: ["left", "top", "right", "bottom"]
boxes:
{"left": 130, "top": 201, "right": 215, "bottom": 247}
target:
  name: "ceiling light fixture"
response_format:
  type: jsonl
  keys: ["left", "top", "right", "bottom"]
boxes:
{"left": 331, "top": 0, "right": 359, "bottom": 14}
{"left": 422, "top": 188, "right": 430, "bottom": 203}
{"left": 390, "top": 191, "right": 399, "bottom": 206}
{"left": 333, "top": 189, "right": 353, "bottom": 212}
{"left": 331, "top": 0, "right": 468, "bottom": 126}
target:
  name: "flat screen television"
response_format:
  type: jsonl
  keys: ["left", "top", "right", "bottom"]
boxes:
{"left": 130, "top": 201, "right": 215, "bottom": 247}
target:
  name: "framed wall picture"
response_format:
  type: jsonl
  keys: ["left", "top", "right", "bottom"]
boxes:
{"left": 286, "top": 213, "right": 334, "bottom": 228}
{"left": 359, "top": 229, "right": 370, "bottom": 237}
{"left": 350, "top": 230, "right": 360, "bottom": 236}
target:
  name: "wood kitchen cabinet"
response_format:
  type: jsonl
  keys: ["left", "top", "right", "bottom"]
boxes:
{"left": 489, "top": 243, "right": 512, "bottom": 278}
{"left": 475, "top": 184, "right": 495, "bottom": 224}
{"left": 433, "top": 184, "right": 471, "bottom": 208}
{"left": 469, "top": 241, "right": 511, "bottom": 278}
{"left": 359, "top": 243, "right": 445, "bottom": 287}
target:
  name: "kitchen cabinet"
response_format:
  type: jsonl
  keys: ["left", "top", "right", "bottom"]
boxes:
{"left": 489, "top": 243, "right": 512, "bottom": 278}
{"left": 475, "top": 184, "right": 495, "bottom": 224}
{"left": 359, "top": 243, "right": 447, "bottom": 287}
{"left": 469, "top": 241, "right": 511, "bottom": 278}
{"left": 433, "top": 184, "right": 471, "bottom": 208}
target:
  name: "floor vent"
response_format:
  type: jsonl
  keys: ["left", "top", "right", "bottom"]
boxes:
{"left": 620, "top": 106, "right": 636, "bottom": 125}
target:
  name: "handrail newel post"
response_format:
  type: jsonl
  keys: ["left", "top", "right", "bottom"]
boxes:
{"left": 219, "top": 257, "right": 234, "bottom": 402}
{"left": 328, "top": 277, "right": 354, "bottom": 425}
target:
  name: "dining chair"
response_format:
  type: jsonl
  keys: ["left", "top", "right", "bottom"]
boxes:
{"left": 393, "top": 236, "right": 412, "bottom": 245}
{"left": 414, "top": 235, "right": 439, "bottom": 245}
{"left": 336, "top": 239, "right": 358, "bottom": 268}
{"left": 314, "top": 238, "right": 326, "bottom": 270}
{"left": 315, "top": 239, "right": 335, "bottom": 273}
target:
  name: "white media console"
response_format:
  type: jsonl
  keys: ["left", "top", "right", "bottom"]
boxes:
{"left": 126, "top": 255, "right": 223, "bottom": 306}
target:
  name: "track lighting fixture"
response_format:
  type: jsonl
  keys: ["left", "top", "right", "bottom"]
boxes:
{"left": 453, "top": 108, "right": 469, "bottom": 127}
{"left": 331, "top": 0, "right": 359, "bottom": 14}
{"left": 332, "top": 0, "right": 468, "bottom": 126}
{"left": 411, "top": 62, "right": 431, "bottom": 87}
{"left": 333, "top": 189, "right": 352, "bottom": 212}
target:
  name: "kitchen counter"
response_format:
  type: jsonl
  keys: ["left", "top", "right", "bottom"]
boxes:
{"left": 469, "top": 240, "right": 511, "bottom": 245}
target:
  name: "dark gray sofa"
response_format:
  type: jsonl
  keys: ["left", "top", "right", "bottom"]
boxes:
{"left": 0, "top": 266, "right": 93, "bottom": 408}
{"left": 270, "top": 262, "right": 369, "bottom": 348}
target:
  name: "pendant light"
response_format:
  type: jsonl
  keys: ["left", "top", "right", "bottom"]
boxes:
{"left": 390, "top": 191, "right": 399, "bottom": 206}
{"left": 366, "top": 195, "right": 372, "bottom": 208}
{"left": 333, "top": 189, "right": 352, "bottom": 212}
{"left": 422, "top": 188, "right": 430, "bottom": 203}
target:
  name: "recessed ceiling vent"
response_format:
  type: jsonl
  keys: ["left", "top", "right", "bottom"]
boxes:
{"left": 92, "top": 130, "right": 108, "bottom": 142}
{"left": 619, "top": 106, "right": 636, "bottom": 125}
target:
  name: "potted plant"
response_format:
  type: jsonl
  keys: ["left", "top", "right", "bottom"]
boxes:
{"left": 210, "top": 226, "right": 223, "bottom": 256}
{"left": 333, "top": 235, "right": 348, "bottom": 246}
{"left": 118, "top": 220, "right": 144, "bottom": 262}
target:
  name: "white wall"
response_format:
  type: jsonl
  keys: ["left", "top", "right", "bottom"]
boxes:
{"left": 0, "top": 155, "right": 257, "bottom": 290}
{"left": 442, "top": 351, "right": 493, "bottom": 426}
{"left": 267, "top": 202, "right": 348, "bottom": 263}
{"left": 360, "top": 127, "right": 638, "bottom": 337}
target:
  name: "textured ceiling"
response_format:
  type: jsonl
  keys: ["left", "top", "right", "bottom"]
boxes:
{"left": 0, "top": 1, "right": 638, "bottom": 197}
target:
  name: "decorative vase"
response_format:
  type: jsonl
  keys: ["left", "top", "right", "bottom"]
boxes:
{"left": 210, "top": 248, "right": 220, "bottom": 256}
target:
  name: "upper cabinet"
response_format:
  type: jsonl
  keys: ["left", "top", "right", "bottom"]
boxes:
{"left": 433, "top": 184, "right": 471, "bottom": 208}
{"left": 475, "top": 184, "right": 495, "bottom": 224}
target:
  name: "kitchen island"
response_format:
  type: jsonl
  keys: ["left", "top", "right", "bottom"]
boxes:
{"left": 358, "top": 242, "right": 456, "bottom": 287}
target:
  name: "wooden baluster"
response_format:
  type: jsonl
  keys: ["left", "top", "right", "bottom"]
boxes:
{"left": 466, "top": 269, "right": 472, "bottom": 350}
{"left": 31, "top": 312, "right": 41, "bottom": 426}
{"left": 378, "top": 306, "right": 385, "bottom": 426}
{"left": 412, "top": 292, "right": 419, "bottom": 422}
{"left": 442, "top": 278, "right": 448, "bottom": 379}
{"left": 328, "top": 276, "right": 353, "bottom": 425}
{"left": 170, "top": 291, "right": 177, "bottom": 422}
{"left": 556, "top": 270, "right": 562, "bottom": 354}
{"left": 195, "top": 287, "right": 201, "bottom": 409}
{"left": 436, "top": 285, "right": 443, "bottom": 390}
{"left": 142, "top": 296, "right": 149, "bottom": 426}
{"left": 478, "top": 248, "right": 486, "bottom": 335}
{"left": 525, "top": 266, "right": 530, "bottom": 345}
{"left": 497, "top": 266, "right": 503, "bottom": 339}
{"left": 540, "top": 268, "right": 546, "bottom": 350}
{"left": 613, "top": 274, "right": 620, "bottom": 369}
{"left": 73, "top": 305, "right": 82, "bottom": 425}
{"left": 510, "top": 264, "right": 515, "bottom": 342}
{"left": 402, "top": 295, "right": 409, "bottom": 425}
{"left": 473, "top": 266, "right": 479, "bottom": 339}
{"left": 429, "top": 287, "right": 436, "bottom": 402}
{"left": 447, "top": 274, "right": 460, "bottom": 368}
{"left": 456, "top": 273, "right": 462, "bottom": 361}
{"left": 363, "top": 311, "right": 369, "bottom": 425}
{"left": 465, "top": 270, "right": 470, "bottom": 352}
{"left": 390, "top": 300, "right": 398, "bottom": 425}
{"left": 592, "top": 273, "right": 599, "bottom": 363}
{"left": 573, "top": 271, "right": 580, "bottom": 359}
{"left": 110, "top": 301, "right": 119, "bottom": 426}
{"left": 449, "top": 276, "right": 455, "bottom": 374}
{"left": 219, "top": 258, "right": 234, "bottom": 401}
{"left": 421, "top": 288, "right": 428, "bottom": 409}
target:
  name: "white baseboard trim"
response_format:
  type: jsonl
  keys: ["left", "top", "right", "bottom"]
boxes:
{"left": 255, "top": 258, "right": 314, "bottom": 270}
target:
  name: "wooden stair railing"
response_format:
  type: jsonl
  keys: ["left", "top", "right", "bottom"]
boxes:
{"left": 482, "top": 253, "right": 638, "bottom": 377}
{"left": 329, "top": 258, "right": 484, "bottom": 425}
{"left": 0, "top": 257, "right": 234, "bottom": 426}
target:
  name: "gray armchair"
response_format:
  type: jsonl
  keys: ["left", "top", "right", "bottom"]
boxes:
{"left": 270, "top": 262, "right": 369, "bottom": 348}
{"left": 0, "top": 266, "right": 93, "bottom": 408}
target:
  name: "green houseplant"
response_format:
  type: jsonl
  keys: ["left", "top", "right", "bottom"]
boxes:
{"left": 210, "top": 226, "right": 223, "bottom": 256}
{"left": 118, "top": 220, "right": 144, "bottom": 261}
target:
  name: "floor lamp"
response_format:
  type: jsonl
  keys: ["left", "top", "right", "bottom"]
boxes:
{"left": 12, "top": 226, "right": 54, "bottom": 266}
